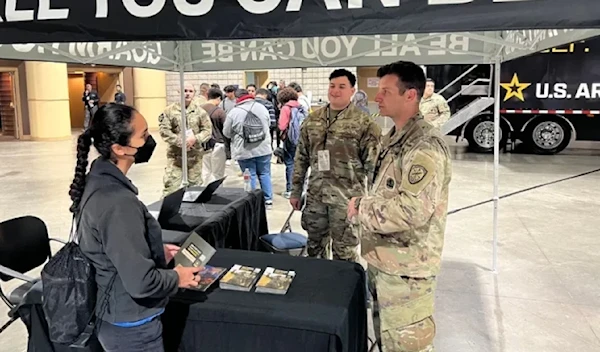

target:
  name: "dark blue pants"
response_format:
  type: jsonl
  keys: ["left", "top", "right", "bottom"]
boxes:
{"left": 97, "top": 318, "right": 164, "bottom": 352}
{"left": 283, "top": 141, "right": 296, "bottom": 192}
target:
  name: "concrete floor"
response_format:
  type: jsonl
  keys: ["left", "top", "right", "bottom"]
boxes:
{"left": 1, "top": 133, "right": 599, "bottom": 352}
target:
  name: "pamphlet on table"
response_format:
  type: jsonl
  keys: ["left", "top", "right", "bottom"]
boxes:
{"left": 255, "top": 267, "right": 296, "bottom": 295}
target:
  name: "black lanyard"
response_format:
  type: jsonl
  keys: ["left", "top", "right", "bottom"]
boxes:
{"left": 323, "top": 104, "right": 349, "bottom": 147}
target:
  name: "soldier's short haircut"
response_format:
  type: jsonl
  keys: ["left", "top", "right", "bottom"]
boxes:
{"left": 377, "top": 61, "right": 426, "bottom": 99}
{"left": 256, "top": 88, "right": 271, "bottom": 97}
{"left": 200, "top": 82, "right": 210, "bottom": 88}
{"left": 329, "top": 69, "right": 357, "bottom": 87}
{"left": 210, "top": 83, "right": 220, "bottom": 89}
{"left": 288, "top": 82, "right": 303, "bottom": 93}
{"left": 207, "top": 88, "right": 223, "bottom": 100}
{"left": 183, "top": 82, "right": 195, "bottom": 91}
{"left": 224, "top": 85, "right": 236, "bottom": 93}
{"left": 277, "top": 87, "right": 299, "bottom": 105}
{"left": 235, "top": 88, "right": 249, "bottom": 98}
{"left": 426, "top": 78, "right": 435, "bottom": 84}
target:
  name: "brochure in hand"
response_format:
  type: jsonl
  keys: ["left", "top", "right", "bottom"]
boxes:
{"left": 174, "top": 231, "right": 215, "bottom": 268}
{"left": 191, "top": 265, "right": 227, "bottom": 292}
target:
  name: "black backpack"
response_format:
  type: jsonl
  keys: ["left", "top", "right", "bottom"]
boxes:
{"left": 41, "top": 189, "right": 115, "bottom": 347}
{"left": 241, "top": 102, "right": 266, "bottom": 144}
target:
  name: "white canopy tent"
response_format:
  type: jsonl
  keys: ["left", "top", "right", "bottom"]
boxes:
{"left": 2, "top": 0, "right": 599, "bottom": 272}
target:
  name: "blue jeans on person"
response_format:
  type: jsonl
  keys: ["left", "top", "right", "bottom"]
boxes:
{"left": 238, "top": 154, "right": 273, "bottom": 201}
{"left": 283, "top": 141, "right": 296, "bottom": 192}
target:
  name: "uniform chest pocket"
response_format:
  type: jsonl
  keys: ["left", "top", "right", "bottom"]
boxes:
{"left": 170, "top": 113, "right": 182, "bottom": 132}
{"left": 307, "top": 125, "right": 326, "bottom": 145}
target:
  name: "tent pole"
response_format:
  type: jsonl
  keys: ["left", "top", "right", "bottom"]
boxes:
{"left": 492, "top": 57, "right": 501, "bottom": 273}
{"left": 179, "top": 56, "right": 189, "bottom": 187}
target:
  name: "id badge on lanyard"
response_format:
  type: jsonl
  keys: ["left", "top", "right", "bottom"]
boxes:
{"left": 320, "top": 105, "right": 347, "bottom": 172}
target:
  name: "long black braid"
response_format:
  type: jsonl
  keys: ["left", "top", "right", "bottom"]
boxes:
{"left": 69, "top": 129, "right": 93, "bottom": 214}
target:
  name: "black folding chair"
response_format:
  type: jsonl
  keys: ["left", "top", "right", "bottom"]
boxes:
{"left": 0, "top": 216, "right": 65, "bottom": 334}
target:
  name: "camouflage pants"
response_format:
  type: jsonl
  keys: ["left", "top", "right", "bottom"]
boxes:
{"left": 300, "top": 197, "right": 359, "bottom": 262}
{"left": 162, "top": 157, "right": 203, "bottom": 197}
{"left": 368, "top": 265, "right": 437, "bottom": 352}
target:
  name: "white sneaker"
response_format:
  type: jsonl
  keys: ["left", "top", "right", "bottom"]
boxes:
{"left": 265, "top": 200, "right": 273, "bottom": 210}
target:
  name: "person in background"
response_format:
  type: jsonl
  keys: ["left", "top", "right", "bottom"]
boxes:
{"left": 420, "top": 78, "right": 451, "bottom": 129}
{"left": 290, "top": 69, "right": 381, "bottom": 262}
{"left": 255, "top": 88, "right": 277, "bottom": 149}
{"left": 267, "top": 81, "right": 279, "bottom": 95}
{"left": 352, "top": 90, "right": 370, "bottom": 114}
{"left": 287, "top": 82, "right": 311, "bottom": 112}
{"left": 82, "top": 83, "right": 99, "bottom": 130}
{"left": 267, "top": 82, "right": 282, "bottom": 150}
{"left": 223, "top": 89, "right": 274, "bottom": 209}
{"left": 73, "top": 103, "right": 201, "bottom": 352}
{"left": 114, "top": 84, "right": 126, "bottom": 104}
{"left": 220, "top": 85, "right": 237, "bottom": 114}
{"left": 246, "top": 84, "right": 257, "bottom": 97}
{"left": 277, "top": 87, "right": 305, "bottom": 199}
{"left": 199, "top": 83, "right": 210, "bottom": 101}
{"left": 221, "top": 85, "right": 237, "bottom": 163}
{"left": 200, "top": 88, "right": 228, "bottom": 184}
{"left": 210, "top": 83, "right": 220, "bottom": 89}
{"left": 158, "top": 82, "right": 212, "bottom": 196}
{"left": 347, "top": 61, "right": 451, "bottom": 352}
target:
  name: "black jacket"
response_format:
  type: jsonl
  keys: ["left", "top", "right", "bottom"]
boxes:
{"left": 82, "top": 90, "right": 99, "bottom": 109}
{"left": 78, "top": 158, "right": 178, "bottom": 324}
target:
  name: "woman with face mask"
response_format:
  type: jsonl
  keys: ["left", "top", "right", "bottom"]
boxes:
{"left": 71, "top": 104, "right": 201, "bottom": 352}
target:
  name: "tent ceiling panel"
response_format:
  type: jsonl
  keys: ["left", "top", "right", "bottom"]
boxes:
{"left": 1, "top": 29, "right": 600, "bottom": 72}
{"left": 0, "top": 1, "right": 599, "bottom": 44}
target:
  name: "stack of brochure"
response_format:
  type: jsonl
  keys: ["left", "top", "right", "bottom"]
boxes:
{"left": 254, "top": 267, "right": 296, "bottom": 295}
{"left": 219, "top": 264, "right": 262, "bottom": 292}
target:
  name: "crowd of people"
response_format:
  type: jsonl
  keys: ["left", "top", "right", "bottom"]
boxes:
{"left": 156, "top": 78, "right": 322, "bottom": 209}
{"left": 63, "top": 60, "right": 452, "bottom": 352}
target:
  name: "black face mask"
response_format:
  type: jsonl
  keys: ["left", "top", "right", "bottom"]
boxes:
{"left": 128, "top": 135, "right": 156, "bottom": 164}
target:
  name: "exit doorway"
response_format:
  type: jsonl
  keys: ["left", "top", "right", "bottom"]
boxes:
{"left": 0, "top": 71, "right": 19, "bottom": 139}
{"left": 244, "top": 71, "right": 269, "bottom": 88}
{"left": 67, "top": 70, "right": 121, "bottom": 129}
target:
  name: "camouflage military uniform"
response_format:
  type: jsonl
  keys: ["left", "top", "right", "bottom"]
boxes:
{"left": 355, "top": 113, "right": 451, "bottom": 352}
{"left": 159, "top": 101, "right": 212, "bottom": 197}
{"left": 419, "top": 93, "right": 450, "bottom": 129}
{"left": 292, "top": 103, "right": 381, "bottom": 262}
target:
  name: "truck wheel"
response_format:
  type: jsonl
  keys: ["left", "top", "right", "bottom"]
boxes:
{"left": 465, "top": 115, "right": 508, "bottom": 153}
{"left": 523, "top": 116, "right": 572, "bottom": 155}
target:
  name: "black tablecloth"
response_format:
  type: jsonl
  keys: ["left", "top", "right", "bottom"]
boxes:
{"left": 156, "top": 188, "right": 268, "bottom": 251}
{"left": 162, "top": 249, "right": 368, "bottom": 352}
{"left": 148, "top": 187, "right": 249, "bottom": 232}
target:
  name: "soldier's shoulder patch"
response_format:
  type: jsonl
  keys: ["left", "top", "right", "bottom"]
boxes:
{"left": 401, "top": 150, "right": 437, "bottom": 196}
{"left": 408, "top": 165, "right": 427, "bottom": 184}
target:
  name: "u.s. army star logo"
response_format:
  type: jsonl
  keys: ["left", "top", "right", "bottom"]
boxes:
{"left": 408, "top": 165, "right": 428, "bottom": 184}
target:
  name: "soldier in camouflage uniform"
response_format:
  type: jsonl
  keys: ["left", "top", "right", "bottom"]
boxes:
{"left": 348, "top": 61, "right": 452, "bottom": 352}
{"left": 159, "top": 82, "right": 213, "bottom": 196}
{"left": 419, "top": 78, "right": 451, "bottom": 129}
{"left": 290, "top": 69, "right": 381, "bottom": 262}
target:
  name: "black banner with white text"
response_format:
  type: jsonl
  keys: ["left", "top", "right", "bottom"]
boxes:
{"left": 0, "top": 0, "right": 599, "bottom": 44}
